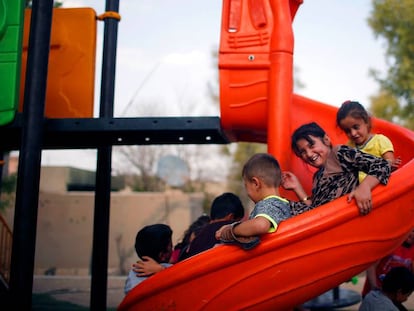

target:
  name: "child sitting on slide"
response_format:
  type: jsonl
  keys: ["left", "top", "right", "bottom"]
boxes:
{"left": 282, "top": 122, "right": 391, "bottom": 216}
{"left": 124, "top": 224, "right": 173, "bottom": 295}
{"left": 215, "top": 153, "right": 292, "bottom": 248}
{"left": 336, "top": 100, "right": 401, "bottom": 182}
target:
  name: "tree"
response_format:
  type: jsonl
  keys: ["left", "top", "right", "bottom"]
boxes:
{"left": 113, "top": 92, "right": 229, "bottom": 192}
{"left": 113, "top": 144, "right": 167, "bottom": 192}
{"left": 25, "top": 0, "right": 63, "bottom": 8}
{"left": 0, "top": 174, "right": 16, "bottom": 211}
{"left": 370, "top": 89, "right": 401, "bottom": 123}
{"left": 368, "top": 0, "right": 414, "bottom": 129}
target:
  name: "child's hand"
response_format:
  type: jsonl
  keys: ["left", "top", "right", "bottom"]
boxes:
{"left": 215, "top": 224, "right": 233, "bottom": 241}
{"left": 347, "top": 183, "right": 372, "bottom": 216}
{"left": 133, "top": 256, "right": 164, "bottom": 277}
{"left": 391, "top": 156, "right": 402, "bottom": 171}
{"left": 281, "top": 171, "right": 299, "bottom": 190}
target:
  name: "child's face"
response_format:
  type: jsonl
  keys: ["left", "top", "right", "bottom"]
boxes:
{"left": 338, "top": 115, "right": 370, "bottom": 146}
{"left": 396, "top": 289, "right": 412, "bottom": 303}
{"left": 160, "top": 240, "right": 173, "bottom": 263}
{"left": 295, "top": 135, "right": 330, "bottom": 168}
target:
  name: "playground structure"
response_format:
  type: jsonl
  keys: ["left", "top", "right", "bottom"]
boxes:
{"left": 1, "top": 0, "right": 414, "bottom": 310}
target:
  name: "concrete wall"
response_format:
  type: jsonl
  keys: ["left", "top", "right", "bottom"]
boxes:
{"left": 35, "top": 190, "right": 204, "bottom": 275}
{"left": 2, "top": 166, "right": 206, "bottom": 276}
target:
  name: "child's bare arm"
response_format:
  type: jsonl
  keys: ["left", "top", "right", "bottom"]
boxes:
{"left": 281, "top": 171, "right": 311, "bottom": 204}
{"left": 216, "top": 217, "right": 270, "bottom": 240}
{"left": 383, "top": 151, "right": 401, "bottom": 171}
{"left": 347, "top": 175, "right": 380, "bottom": 215}
{"left": 133, "top": 256, "right": 165, "bottom": 277}
{"left": 366, "top": 260, "right": 380, "bottom": 290}
{"left": 232, "top": 217, "right": 271, "bottom": 236}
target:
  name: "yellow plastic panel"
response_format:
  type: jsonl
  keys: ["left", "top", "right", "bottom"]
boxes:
{"left": 19, "top": 8, "right": 96, "bottom": 118}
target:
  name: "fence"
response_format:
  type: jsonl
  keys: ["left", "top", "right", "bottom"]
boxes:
{"left": 0, "top": 214, "right": 12, "bottom": 286}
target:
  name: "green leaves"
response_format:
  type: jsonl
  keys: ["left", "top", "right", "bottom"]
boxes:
{"left": 368, "top": 0, "right": 414, "bottom": 129}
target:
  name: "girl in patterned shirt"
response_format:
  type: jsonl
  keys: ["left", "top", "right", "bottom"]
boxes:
{"left": 282, "top": 122, "right": 391, "bottom": 216}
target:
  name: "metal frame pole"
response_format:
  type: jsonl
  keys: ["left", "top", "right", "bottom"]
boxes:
{"left": 90, "top": 0, "right": 120, "bottom": 309}
{"left": 9, "top": 0, "right": 54, "bottom": 309}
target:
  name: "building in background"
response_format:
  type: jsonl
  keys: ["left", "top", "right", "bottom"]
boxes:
{"left": 1, "top": 159, "right": 211, "bottom": 275}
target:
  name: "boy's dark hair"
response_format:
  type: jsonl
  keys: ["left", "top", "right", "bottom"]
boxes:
{"left": 242, "top": 153, "right": 282, "bottom": 188}
{"left": 291, "top": 122, "right": 328, "bottom": 157}
{"left": 382, "top": 266, "right": 414, "bottom": 295}
{"left": 183, "top": 215, "right": 211, "bottom": 242}
{"left": 191, "top": 214, "right": 211, "bottom": 235}
{"left": 210, "top": 192, "right": 244, "bottom": 221}
{"left": 336, "top": 100, "right": 371, "bottom": 130}
{"left": 135, "top": 224, "right": 172, "bottom": 263}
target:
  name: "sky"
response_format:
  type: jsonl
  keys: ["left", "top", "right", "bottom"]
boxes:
{"left": 39, "top": 0, "right": 388, "bottom": 170}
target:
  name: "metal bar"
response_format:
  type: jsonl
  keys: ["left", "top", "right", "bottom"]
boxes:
{"left": 8, "top": 0, "right": 53, "bottom": 309}
{"left": 0, "top": 152, "right": 3, "bottom": 203}
{"left": 90, "top": 0, "right": 120, "bottom": 309}
{"left": 0, "top": 115, "right": 230, "bottom": 150}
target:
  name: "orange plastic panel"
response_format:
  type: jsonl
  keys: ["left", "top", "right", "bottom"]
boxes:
{"left": 219, "top": 0, "right": 273, "bottom": 140}
{"left": 219, "top": 0, "right": 297, "bottom": 169}
{"left": 19, "top": 8, "right": 96, "bottom": 118}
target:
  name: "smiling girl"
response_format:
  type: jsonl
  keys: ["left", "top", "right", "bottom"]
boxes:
{"left": 282, "top": 122, "right": 391, "bottom": 216}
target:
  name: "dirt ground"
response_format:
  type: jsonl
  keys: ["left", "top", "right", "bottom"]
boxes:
{"left": 32, "top": 275, "right": 125, "bottom": 310}
{"left": 31, "top": 274, "right": 414, "bottom": 310}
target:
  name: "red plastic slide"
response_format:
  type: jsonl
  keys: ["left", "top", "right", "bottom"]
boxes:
{"left": 118, "top": 1, "right": 414, "bottom": 309}
{"left": 118, "top": 94, "right": 414, "bottom": 311}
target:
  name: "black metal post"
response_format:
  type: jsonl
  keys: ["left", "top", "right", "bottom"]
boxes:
{"left": 90, "top": 0, "right": 120, "bottom": 309}
{"left": 9, "top": 0, "right": 53, "bottom": 309}
{"left": 0, "top": 153, "right": 4, "bottom": 194}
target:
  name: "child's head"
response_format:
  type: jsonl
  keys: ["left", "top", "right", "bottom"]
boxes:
{"left": 185, "top": 214, "right": 211, "bottom": 243}
{"left": 382, "top": 266, "right": 414, "bottom": 303}
{"left": 336, "top": 100, "right": 372, "bottom": 146}
{"left": 291, "top": 122, "right": 332, "bottom": 168}
{"left": 242, "top": 153, "right": 282, "bottom": 202}
{"left": 210, "top": 192, "right": 245, "bottom": 221}
{"left": 135, "top": 224, "right": 173, "bottom": 263}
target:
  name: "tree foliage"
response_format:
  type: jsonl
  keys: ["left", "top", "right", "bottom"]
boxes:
{"left": 25, "top": 0, "right": 63, "bottom": 8}
{"left": 0, "top": 173, "right": 17, "bottom": 211}
{"left": 112, "top": 95, "right": 229, "bottom": 192}
{"left": 227, "top": 142, "right": 267, "bottom": 209}
{"left": 368, "top": 0, "right": 414, "bottom": 129}
{"left": 114, "top": 145, "right": 167, "bottom": 192}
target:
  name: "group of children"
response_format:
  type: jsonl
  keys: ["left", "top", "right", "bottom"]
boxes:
{"left": 125, "top": 101, "right": 414, "bottom": 309}
{"left": 217, "top": 100, "right": 393, "bottom": 244}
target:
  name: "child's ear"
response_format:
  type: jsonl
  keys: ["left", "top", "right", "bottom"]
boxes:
{"left": 394, "top": 289, "right": 405, "bottom": 302}
{"left": 323, "top": 135, "right": 331, "bottom": 146}
{"left": 223, "top": 213, "right": 234, "bottom": 221}
{"left": 251, "top": 177, "right": 261, "bottom": 189}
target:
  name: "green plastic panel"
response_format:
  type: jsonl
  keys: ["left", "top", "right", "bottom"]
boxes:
{"left": 0, "top": 0, "right": 24, "bottom": 125}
